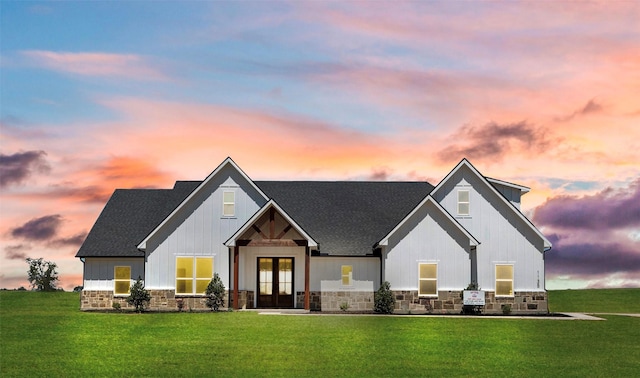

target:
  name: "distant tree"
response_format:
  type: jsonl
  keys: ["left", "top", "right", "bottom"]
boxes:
{"left": 26, "top": 257, "right": 59, "bottom": 291}
{"left": 127, "top": 276, "right": 151, "bottom": 313}
{"left": 73, "top": 286, "right": 83, "bottom": 293}
{"left": 205, "top": 273, "right": 225, "bottom": 311}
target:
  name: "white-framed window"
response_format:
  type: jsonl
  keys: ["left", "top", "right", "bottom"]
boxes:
{"left": 341, "top": 265, "right": 352, "bottom": 286}
{"left": 458, "top": 190, "right": 470, "bottom": 215}
{"left": 176, "top": 257, "right": 214, "bottom": 295}
{"left": 114, "top": 266, "right": 131, "bottom": 295}
{"left": 223, "top": 191, "right": 235, "bottom": 217}
{"left": 418, "top": 263, "right": 437, "bottom": 296}
{"left": 495, "top": 264, "right": 514, "bottom": 296}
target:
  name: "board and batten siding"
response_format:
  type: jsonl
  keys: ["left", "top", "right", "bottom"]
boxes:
{"left": 432, "top": 166, "right": 545, "bottom": 292}
{"left": 82, "top": 257, "right": 144, "bottom": 291}
{"left": 311, "top": 256, "right": 379, "bottom": 292}
{"left": 491, "top": 182, "right": 522, "bottom": 210}
{"left": 384, "top": 201, "right": 472, "bottom": 291}
{"left": 144, "top": 164, "right": 267, "bottom": 290}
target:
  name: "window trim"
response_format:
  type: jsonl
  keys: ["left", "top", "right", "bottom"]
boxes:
{"left": 222, "top": 190, "right": 235, "bottom": 217}
{"left": 341, "top": 265, "right": 353, "bottom": 286}
{"left": 495, "top": 264, "right": 514, "bottom": 297}
{"left": 418, "top": 262, "right": 438, "bottom": 297}
{"left": 114, "top": 266, "right": 131, "bottom": 296}
{"left": 175, "top": 256, "right": 214, "bottom": 296}
{"left": 457, "top": 189, "right": 470, "bottom": 216}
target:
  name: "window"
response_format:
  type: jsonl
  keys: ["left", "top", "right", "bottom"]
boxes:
{"left": 418, "top": 263, "right": 437, "bottom": 296}
{"left": 341, "top": 265, "right": 352, "bottom": 286}
{"left": 458, "top": 190, "right": 470, "bottom": 215}
{"left": 114, "top": 266, "right": 131, "bottom": 295}
{"left": 223, "top": 191, "right": 235, "bottom": 217}
{"left": 495, "top": 265, "right": 514, "bottom": 296}
{"left": 176, "top": 257, "right": 214, "bottom": 295}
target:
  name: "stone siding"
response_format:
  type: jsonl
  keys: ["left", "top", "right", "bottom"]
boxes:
{"left": 229, "top": 290, "right": 254, "bottom": 309}
{"left": 393, "top": 290, "right": 548, "bottom": 314}
{"left": 296, "top": 291, "right": 321, "bottom": 310}
{"left": 320, "top": 290, "right": 374, "bottom": 312}
{"left": 81, "top": 290, "right": 231, "bottom": 311}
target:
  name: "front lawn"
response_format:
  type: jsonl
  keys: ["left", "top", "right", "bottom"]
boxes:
{"left": 1, "top": 290, "right": 638, "bottom": 377}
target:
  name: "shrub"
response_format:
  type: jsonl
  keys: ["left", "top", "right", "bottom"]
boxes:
{"left": 205, "top": 273, "right": 225, "bottom": 312}
{"left": 374, "top": 281, "right": 395, "bottom": 314}
{"left": 176, "top": 298, "right": 185, "bottom": 312}
{"left": 112, "top": 302, "right": 121, "bottom": 312}
{"left": 127, "top": 276, "right": 151, "bottom": 313}
{"left": 502, "top": 304, "right": 512, "bottom": 315}
{"left": 340, "top": 302, "right": 350, "bottom": 312}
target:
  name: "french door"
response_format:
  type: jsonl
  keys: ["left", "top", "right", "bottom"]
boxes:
{"left": 257, "top": 257, "right": 294, "bottom": 308}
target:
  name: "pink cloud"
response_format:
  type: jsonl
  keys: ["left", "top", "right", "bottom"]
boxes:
{"left": 21, "top": 50, "right": 168, "bottom": 80}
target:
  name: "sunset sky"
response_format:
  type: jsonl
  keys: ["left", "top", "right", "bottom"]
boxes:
{"left": 1, "top": 1, "right": 639, "bottom": 291}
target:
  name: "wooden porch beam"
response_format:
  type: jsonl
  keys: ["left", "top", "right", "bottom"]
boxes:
{"left": 275, "top": 224, "right": 293, "bottom": 239}
{"left": 233, "top": 246, "right": 239, "bottom": 310}
{"left": 304, "top": 246, "right": 310, "bottom": 310}
{"left": 251, "top": 224, "right": 268, "bottom": 239}
{"left": 269, "top": 207, "right": 275, "bottom": 239}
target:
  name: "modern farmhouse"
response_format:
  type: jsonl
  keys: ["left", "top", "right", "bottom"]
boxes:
{"left": 76, "top": 158, "right": 551, "bottom": 313}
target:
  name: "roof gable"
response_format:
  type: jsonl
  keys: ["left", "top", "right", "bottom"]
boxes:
{"left": 377, "top": 195, "right": 479, "bottom": 247}
{"left": 225, "top": 200, "right": 318, "bottom": 248}
{"left": 137, "top": 157, "right": 268, "bottom": 250}
{"left": 432, "top": 159, "right": 551, "bottom": 250}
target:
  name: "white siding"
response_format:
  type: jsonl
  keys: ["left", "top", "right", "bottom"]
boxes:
{"left": 311, "top": 256, "right": 379, "bottom": 291}
{"left": 432, "top": 166, "right": 545, "bottom": 292}
{"left": 384, "top": 201, "right": 471, "bottom": 291}
{"left": 83, "top": 258, "right": 144, "bottom": 291}
{"left": 145, "top": 164, "right": 267, "bottom": 290}
{"left": 491, "top": 182, "right": 522, "bottom": 210}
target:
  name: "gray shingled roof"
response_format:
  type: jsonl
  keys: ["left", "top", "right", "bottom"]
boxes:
{"left": 77, "top": 180, "right": 433, "bottom": 258}
{"left": 75, "top": 182, "right": 199, "bottom": 258}
{"left": 256, "top": 181, "right": 433, "bottom": 255}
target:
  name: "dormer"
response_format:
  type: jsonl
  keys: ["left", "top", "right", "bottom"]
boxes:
{"left": 486, "top": 177, "right": 530, "bottom": 210}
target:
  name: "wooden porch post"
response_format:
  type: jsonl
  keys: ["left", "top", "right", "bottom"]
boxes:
{"left": 304, "top": 246, "right": 310, "bottom": 310}
{"left": 233, "top": 246, "right": 239, "bottom": 310}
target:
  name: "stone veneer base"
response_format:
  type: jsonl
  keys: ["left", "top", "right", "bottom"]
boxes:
{"left": 81, "top": 290, "right": 231, "bottom": 311}
{"left": 320, "top": 290, "right": 374, "bottom": 312}
{"left": 393, "top": 290, "right": 548, "bottom": 314}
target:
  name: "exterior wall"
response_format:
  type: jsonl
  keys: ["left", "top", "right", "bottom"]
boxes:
{"left": 82, "top": 258, "right": 145, "bottom": 291}
{"left": 320, "top": 291, "right": 374, "bottom": 312}
{"left": 144, "top": 164, "right": 267, "bottom": 291}
{"left": 384, "top": 200, "right": 472, "bottom": 292}
{"left": 432, "top": 166, "right": 545, "bottom": 293}
{"left": 491, "top": 182, "right": 522, "bottom": 210}
{"left": 392, "top": 290, "right": 548, "bottom": 314}
{"left": 296, "top": 291, "right": 321, "bottom": 311}
{"left": 310, "top": 256, "right": 379, "bottom": 292}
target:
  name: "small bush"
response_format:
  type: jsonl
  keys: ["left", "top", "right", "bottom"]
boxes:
{"left": 127, "top": 276, "right": 151, "bottom": 313}
{"left": 340, "top": 302, "right": 350, "bottom": 312}
{"left": 176, "top": 298, "right": 185, "bottom": 312}
{"left": 112, "top": 302, "right": 121, "bottom": 312}
{"left": 502, "top": 304, "right": 512, "bottom": 315}
{"left": 374, "top": 281, "right": 395, "bottom": 314}
{"left": 205, "top": 273, "right": 225, "bottom": 312}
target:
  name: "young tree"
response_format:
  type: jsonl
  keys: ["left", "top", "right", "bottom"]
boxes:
{"left": 25, "top": 257, "right": 59, "bottom": 291}
{"left": 374, "top": 281, "right": 395, "bottom": 314}
{"left": 205, "top": 273, "right": 225, "bottom": 311}
{"left": 127, "top": 276, "right": 151, "bottom": 313}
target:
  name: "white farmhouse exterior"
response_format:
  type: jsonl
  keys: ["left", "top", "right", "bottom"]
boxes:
{"left": 77, "top": 158, "right": 551, "bottom": 313}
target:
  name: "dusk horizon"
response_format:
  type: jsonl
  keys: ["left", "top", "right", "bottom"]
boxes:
{"left": 1, "top": 1, "right": 639, "bottom": 291}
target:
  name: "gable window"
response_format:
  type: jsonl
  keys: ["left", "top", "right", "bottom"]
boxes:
{"left": 495, "top": 264, "right": 514, "bottom": 296}
{"left": 176, "top": 257, "right": 214, "bottom": 295}
{"left": 418, "top": 263, "right": 437, "bottom": 296}
{"left": 114, "top": 266, "right": 131, "bottom": 295}
{"left": 458, "top": 190, "right": 470, "bottom": 215}
{"left": 341, "top": 265, "right": 352, "bottom": 286}
{"left": 223, "top": 191, "right": 235, "bottom": 217}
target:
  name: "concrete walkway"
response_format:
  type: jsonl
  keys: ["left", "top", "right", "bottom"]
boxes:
{"left": 254, "top": 309, "right": 639, "bottom": 320}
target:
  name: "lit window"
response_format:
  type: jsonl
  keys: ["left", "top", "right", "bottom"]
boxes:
{"left": 495, "top": 265, "right": 514, "bottom": 296}
{"left": 458, "top": 190, "right": 470, "bottom": 215}
{"left": 418, "top": 263, "right": 437, "bottom": 296}
{"left": 176, "top": 257, "right": 214, "bottom": 295}
{"left": 341, "top": 265, "right": 352, "bottom": 286}
{"left": 223, "top": 191, "right": 235, "bottom": 217}
{"left": 114, "top": 266, "right": 131, "bottom": 295}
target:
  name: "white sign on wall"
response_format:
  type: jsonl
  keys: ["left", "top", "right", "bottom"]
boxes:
{"left": 463, "top": 290, "right": 485, "bottom": 306}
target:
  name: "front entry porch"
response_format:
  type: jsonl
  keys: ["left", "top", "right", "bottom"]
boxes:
{"left": 225, "top": 201, "right": 317, "bottom": 310}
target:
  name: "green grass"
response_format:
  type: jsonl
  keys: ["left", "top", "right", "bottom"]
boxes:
{"left": 1, "top": 290, "right": 639, "bottom": 377}
{"left": 549, "top": 288, "right": 640, "bottom": 313}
